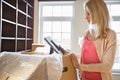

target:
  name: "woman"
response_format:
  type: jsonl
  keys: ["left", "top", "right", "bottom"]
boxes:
{"left": 61, "top": 0, "right": 116, "bottom": 80}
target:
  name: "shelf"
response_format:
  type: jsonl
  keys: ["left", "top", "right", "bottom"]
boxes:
{"left": 26, "top": 38, "right": 32, "bottom": 40}
{"left": 0, "top": 0, "right": 34, "bottom": 52}
{"left": 2, "top": 19, "right": 16, "bottom": 25}
{"left": 17, "top": 38, "right": 26, "bottom": 40}
{"left": 1, "top": 37, "right": 16, "bottom": 40}
{"left": 1, "top": 39, "right": 15, "bottom": 52}
{"left": 17, "top": 23, "right": 26, "bottom": 28}
{"left": 18, "top": 9, "right": 27, "bottom": 16}
{"left": 2, "top": 2, "right": 16, "bottom": 22}
{"left": 2, "top": 21, "right": 16, "bottom": 37}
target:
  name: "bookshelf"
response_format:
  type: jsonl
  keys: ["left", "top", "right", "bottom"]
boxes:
{"left": 0, "top": 0, "right": 34, "bottom": 52}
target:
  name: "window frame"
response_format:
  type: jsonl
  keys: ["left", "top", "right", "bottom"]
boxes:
{"left": 38, "top": 1, "right": 75, "bottom": 50}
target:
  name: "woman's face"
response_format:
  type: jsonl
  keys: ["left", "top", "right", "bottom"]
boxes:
{"left": 85, "top": 7, "right": 94, "bottom": 24}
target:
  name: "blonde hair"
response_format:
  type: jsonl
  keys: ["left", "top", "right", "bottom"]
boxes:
{"left": 84, "top": 0, "right": 110, "bottom": 39}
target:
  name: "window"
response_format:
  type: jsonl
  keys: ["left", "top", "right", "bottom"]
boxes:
{"left": 39, "top": 1, "right": 74, "bottom": 50}
{"left": 106, "top": 1, "right": 120, "bottom": 73}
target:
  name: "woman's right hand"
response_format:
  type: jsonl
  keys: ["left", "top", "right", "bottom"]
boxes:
{"left": 59, "top": 45, "right": 69, "bottom": 54}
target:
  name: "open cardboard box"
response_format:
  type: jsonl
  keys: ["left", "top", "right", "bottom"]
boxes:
{"left": 61, "top": 55, "right": 78, "bottom": 80}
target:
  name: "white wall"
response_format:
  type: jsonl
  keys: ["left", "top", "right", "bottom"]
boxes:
{"left": 33, "top": 0, "right": 39, "bottom": 44}
{"left": 71, "top": 0, "right": 88, "bottom": 54}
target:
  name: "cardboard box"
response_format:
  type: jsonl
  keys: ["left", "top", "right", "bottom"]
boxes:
{"left": 61, "top": 55, "right": 77, "bottom": 80}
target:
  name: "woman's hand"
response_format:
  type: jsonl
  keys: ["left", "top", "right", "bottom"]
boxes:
{"left": 70, "top": 54, "right": 80, "bottom": 69}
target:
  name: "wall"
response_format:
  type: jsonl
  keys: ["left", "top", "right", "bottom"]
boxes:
{"left": 33, "top": 0, "right": 39, "bottom": 44}
{"left": 71, "top": 0, "right": 88, "bottom": 54}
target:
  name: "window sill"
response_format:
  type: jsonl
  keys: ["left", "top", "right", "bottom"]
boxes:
{"left": 112, "top": 72, "right": 120, "bottom": 76}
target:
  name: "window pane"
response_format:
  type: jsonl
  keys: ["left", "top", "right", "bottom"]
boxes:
{"left": 62, "top": 33, "right": 71, "bottom": 43}
{"left": 62, "top": 21, "right": 71, "bottom": 32}
{"left": 52, "top": 33, "right": 61, "bottom": 43}
{"left": 117, "top": 34, "right": 120, "bottom": 45}
{"left": 62, "top": 6, "right": 73, "bottom": 17}
{"left": 42, "top": 6, "right": 52, "bottom": 17}
{"left": 53, "top": 6, "right": 62, "bottom": 17}
{"left": 43, "top": 33, "right": 52, "bottom": 38}
{"left": 53, "top": 21, "right": 61, "bottom": 32}
{"left": 111, "top": 21, "right": 120, "bottom": 32}
{"left": 114, "top": 34, "right": 120, "bottom": 68}
{"left": 113, "top": 63, "right": 120, "bottom": 70}
{"left": 43, "top": 21, "right": 52, "bottom": 32}
{"left": 62, "top": 33, "right": 71, "bottom": 49}
{"left": 111, "top": 5, "right": 120, "bottom": 16}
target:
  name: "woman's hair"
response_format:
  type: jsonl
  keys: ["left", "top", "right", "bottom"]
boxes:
{"left": 84, "top": 0, "right": 110, "bottom": 38}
